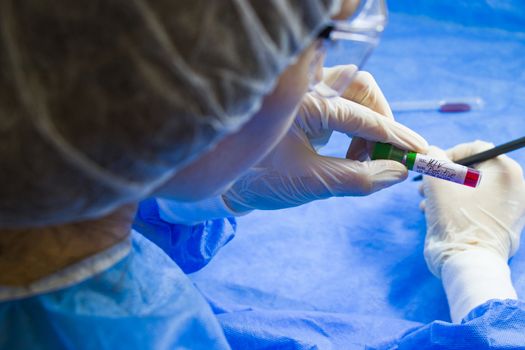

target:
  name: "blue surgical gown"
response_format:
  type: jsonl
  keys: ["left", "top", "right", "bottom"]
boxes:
{"left": 0, "top": 225, "right": 231, "bottom": 350}
{"left": 134, "top": 199, "right": 525, "bottom": 349}
{"left": 2, "top": 197, "right": 525, "bottom": 349}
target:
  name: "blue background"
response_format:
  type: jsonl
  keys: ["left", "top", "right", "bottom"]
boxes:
{"left": 191, "top": 0, "right": 525, "bottom": 347}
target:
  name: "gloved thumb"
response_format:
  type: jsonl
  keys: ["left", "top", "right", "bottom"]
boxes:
{"left": 322, "top": 65, "right": 359, "bottom": 96}
{"left": 315, "top": 156, "right": 408, "bottom": 197}
{"left": 426, "top": 145, "right": 449, "bottom": 159}
{"left": 445, "top": 140, "right": 494, "bottom": 162}
{"left": 322, "top": 66, "right": 393, "bottom": 119}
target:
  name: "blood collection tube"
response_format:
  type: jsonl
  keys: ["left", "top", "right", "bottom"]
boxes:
{"left": 390, "top": 97, "right": 484, "bottom": 113}
{"left": 371, "top": 143, "right": 482, "bottom": 188}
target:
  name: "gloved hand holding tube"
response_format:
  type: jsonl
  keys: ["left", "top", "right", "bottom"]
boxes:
{"left": 222, "top": 66, "right": 428, "bottom": 212}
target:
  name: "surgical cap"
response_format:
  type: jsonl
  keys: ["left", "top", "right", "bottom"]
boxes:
{"left": 0, "top": 0, "right": 341, "bottom": 228}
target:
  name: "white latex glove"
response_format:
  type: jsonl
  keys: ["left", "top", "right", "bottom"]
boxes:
{"left": 222, "top": 68, "right": 428, "bottom": 212}
{"left": 324, "top": 66, "right": 395, "bottom": 160}
{"left": 421, "top": 141, "right": 525, "bottom": 322}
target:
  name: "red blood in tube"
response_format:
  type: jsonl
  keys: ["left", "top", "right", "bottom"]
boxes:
{"left": 463, "top": 169, "right": 481, "bottom": 188}
{"left": 439, "top": 103, "right": 471, "bottom": 113}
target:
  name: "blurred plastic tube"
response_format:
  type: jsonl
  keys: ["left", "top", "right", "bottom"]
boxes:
{"left": 390, "top": 97, "right": 484, "bottom": 113}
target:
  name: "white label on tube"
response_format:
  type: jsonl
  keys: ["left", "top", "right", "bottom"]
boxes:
{"left": 413, "top": 154, "right": 467, "bottom": 184}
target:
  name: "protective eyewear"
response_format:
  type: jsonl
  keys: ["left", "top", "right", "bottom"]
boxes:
{"left": 310, "top": 0, "right": 388, "bottom": 98}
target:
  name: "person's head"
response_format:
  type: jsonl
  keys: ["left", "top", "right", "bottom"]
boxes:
{"left": 0, "top": 0, "right": 376, "bottom": 229}
{"left": 0, "top": 0, "right": 346, "bottom": 228}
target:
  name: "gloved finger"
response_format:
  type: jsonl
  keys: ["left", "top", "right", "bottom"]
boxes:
{"left": 446, "top": 140, "right": 523, "bottom": 177}
{"left": 445, "top": 140, "right": 494, "bottom": 162}
{"left": 347, "top": 138, "right": 371, "bottom": 161}
{"left": 333, "top": 68, "right": 395, "bottom": 164}
{"left": 322, "top": 65, "right": 359, "bottom": 97}
{"left": 324, "top": 66, "right": 394, "bottom": 119}
{"left": 346, "top": 138, "right": 369, "bottom": 161}
{"left": 343, "top": 70, "right": 394, "bottom": 162}
{"left": 324, "top": 67, "right": 395, "bottom": 161}
{"left": 323, "top": 96, "right": 428, "bottom": 154}
{"left": 418, "top": 183, "right": 425, "bottom": 197}
{"left": 315, "top": 156, "right": 408, "bottom": 196}
{"left": 348, "top": 138, "right": 382, "bottom": 163}
{"left": 426, "top": 145, "right": 448, "bottom": 159}
{"left": 342, "top": 70, "right": 394, "bottom": 119}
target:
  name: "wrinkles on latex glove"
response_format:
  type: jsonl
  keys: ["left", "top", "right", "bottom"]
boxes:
{"left": 222, "top": 91, "right": 426, "bottom": 213}
{"left": 421, "top": 141, "right": 525, "bottom": 277}
{"left": 322, "top": 66, "right": 393, "bottom": 119}
{"left": 322, "top": 66, "right": 407, "bottom": 161}
{"left": 224, "top": 150, "right": 407, "bottom": 212}
{"left": 222, "top": 117, "right": 409, "bottom": 213}
{"left": 297, "top": 93, "right": 428, "bottom": 155}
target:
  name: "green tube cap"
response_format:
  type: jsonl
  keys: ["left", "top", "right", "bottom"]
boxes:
{"left": 371, "top": 142, "right": 405, "bottom": 163}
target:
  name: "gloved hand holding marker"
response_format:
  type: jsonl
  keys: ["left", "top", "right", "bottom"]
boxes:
{"left": 371, "top": 142, "right": 482, "bottom": 187}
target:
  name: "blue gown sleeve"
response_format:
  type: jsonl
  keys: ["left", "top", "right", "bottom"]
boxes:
{"left": 374, "top": 299, "right": 525, "bottom": 349}
{"left": 132, "top": 198, "right": 236, "bottom": 273}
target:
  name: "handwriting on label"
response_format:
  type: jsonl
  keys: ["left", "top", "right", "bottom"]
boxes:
{"left": 414, "top": 158, "right": 457, "bottom": 180}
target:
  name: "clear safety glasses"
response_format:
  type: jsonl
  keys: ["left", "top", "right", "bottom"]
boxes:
{"left": 310, "top": 0, "right": 388, "bottom": 98}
